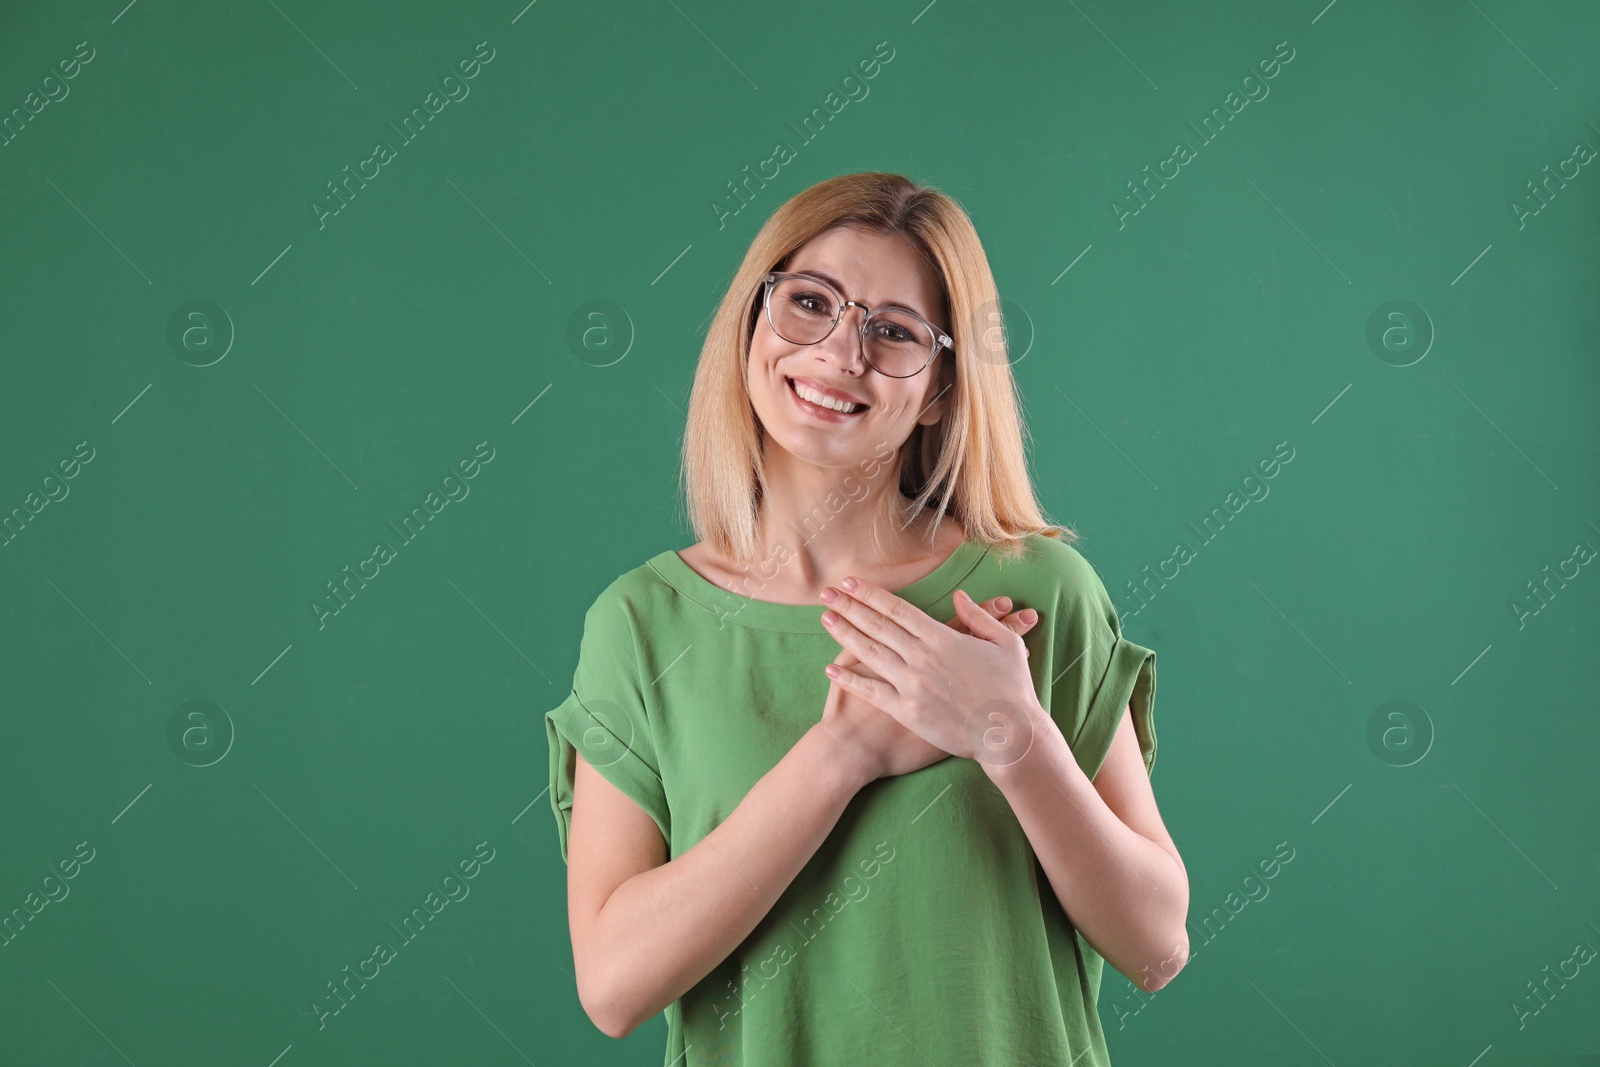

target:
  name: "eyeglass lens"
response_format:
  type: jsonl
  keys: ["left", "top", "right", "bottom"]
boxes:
{"left": 768, "top": 276, "right": 936, "bottom": 377}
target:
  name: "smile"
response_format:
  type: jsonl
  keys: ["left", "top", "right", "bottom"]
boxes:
{"left": 786, "top": 376, "right": 869, "bottom": 421}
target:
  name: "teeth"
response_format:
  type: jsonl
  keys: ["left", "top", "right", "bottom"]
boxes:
{"left": 791, "top": 379, "right": 862, "bottom": 413}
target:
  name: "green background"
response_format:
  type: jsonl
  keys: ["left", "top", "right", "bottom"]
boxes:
{"left": 2, "top": 0, "right": 1597, "bottom": 1063}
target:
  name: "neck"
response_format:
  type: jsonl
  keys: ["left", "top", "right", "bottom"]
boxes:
{"left": 750, "top": 444, "right": 947, "bottom": 590}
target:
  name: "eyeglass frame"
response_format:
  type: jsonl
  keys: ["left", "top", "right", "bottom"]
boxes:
{"left": 761, "top": 271, "right": 955, "bottom": 378}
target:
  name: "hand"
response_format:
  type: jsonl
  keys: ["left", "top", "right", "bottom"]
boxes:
{"left": 828, "top": 593, "right": 1034, "bottom": 677}
{"left": 819, "top": 596, "right": 1042, "bottom": 785}
{"left": 820, "top": 582, "right": 1046, "bottom": 767}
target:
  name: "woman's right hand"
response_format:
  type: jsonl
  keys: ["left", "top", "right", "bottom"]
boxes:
{"left": 818, "top": 595, "right": 1041, "bottom": 786}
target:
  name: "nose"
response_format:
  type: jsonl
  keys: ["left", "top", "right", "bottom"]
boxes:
{"left": 814, "top": 301, "right": 870, "bottom": 374}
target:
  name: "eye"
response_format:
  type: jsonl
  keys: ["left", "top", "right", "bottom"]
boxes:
{"left": 790, "top": 291, "right": 831, "bottom": 315}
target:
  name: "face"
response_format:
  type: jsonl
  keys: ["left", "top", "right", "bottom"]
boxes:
{"left": 747, "top": 225, "right": 952, "bottom": 471}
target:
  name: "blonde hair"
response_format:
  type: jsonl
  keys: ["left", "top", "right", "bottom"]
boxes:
{"left": 678, "top": 172, "right": 1076, "bottom": 567}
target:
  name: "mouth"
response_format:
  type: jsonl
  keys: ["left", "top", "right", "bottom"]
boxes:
{"left": 785, "top": 376, "right": 870, "bottom": 422}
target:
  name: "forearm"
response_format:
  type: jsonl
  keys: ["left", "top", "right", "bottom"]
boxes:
{"left": 984, "top": 706, "right": 1189, "bottom": 993}
{"left": 592, "top": 722, "right": 868, "bottom": 1037}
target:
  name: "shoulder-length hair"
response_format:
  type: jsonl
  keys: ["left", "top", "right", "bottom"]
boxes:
{"left": 679, "top": 171, "right": 1076, "bottom": 567}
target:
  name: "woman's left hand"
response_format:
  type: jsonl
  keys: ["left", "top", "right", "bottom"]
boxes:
{"left": 819, "top": 579, "right": 1048, "bottom": 766}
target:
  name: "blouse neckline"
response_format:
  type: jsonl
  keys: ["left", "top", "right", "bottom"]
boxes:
{"left": 646, "top": 537, "right": 991, "bottom": 634}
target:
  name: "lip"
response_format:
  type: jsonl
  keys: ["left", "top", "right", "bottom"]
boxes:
{"left": 787, "top": 376, "right": 868, "bottom": 407}
{"left": 786, "top": 376, "right": 869, "bottom": 422}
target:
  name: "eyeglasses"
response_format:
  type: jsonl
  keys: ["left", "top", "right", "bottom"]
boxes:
{"left": 761, "top": 271, "right": 954, "bottom": 379}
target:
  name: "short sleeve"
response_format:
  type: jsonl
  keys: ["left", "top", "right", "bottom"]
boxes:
{"left": 544, "top": 587, "right": 671, "bottom": 865}
{"left": 1046, "top": 549, "right": 1157, "bottom": 782}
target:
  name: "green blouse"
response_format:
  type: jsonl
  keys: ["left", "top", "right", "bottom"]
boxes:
{"left": 546, "top": 531, "right": 1158, "bottom": 1066}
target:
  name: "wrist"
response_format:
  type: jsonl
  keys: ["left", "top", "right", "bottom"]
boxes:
{"left": 975, "top": 700, "right": 1057, "bottom": 785}
{"left": 803, "top": 720, "right": 877, "bottom": 796}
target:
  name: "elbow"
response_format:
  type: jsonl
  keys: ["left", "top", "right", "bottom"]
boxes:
{"left": 592, "top": 1009, "right": 637, "bottom": 1041}
{"left": 1139, "top": 863, "right": 1191, "bottom": 993}
{"left": 581, "top": 993, "right": 634, "bottom": 1041}
{"left": 573, "top": 905, "right": 647, "bottom": 1039}
{"left": 578, "top": 969, "right": 640, "bottom": 1041}
{"left": 1138, "top": 932, "right": 1190, "bottom": 993}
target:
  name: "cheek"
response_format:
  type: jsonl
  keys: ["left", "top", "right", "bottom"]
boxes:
{"left": 748, "top": 329, "right": 783, "bottom": 369}
{"left": 878, "top": 389, "right": 923, "bottom": 419}
{"left": 745, "top": 338, "right": 783, "bottom": 412}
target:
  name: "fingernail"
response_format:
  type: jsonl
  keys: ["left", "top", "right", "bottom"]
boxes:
{"left": 1021, "top": 609, "right": 1037, "bottom": 624}
{"left": 996, "top": 596, "right": 1012, "bottom": 610}
{"left": 841, "top": 577, "right": 859, "bottom": 593}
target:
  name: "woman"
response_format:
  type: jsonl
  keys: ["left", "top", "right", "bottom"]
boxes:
{"left": 546, "top": 172, "right": 1188, "bottom": 1065}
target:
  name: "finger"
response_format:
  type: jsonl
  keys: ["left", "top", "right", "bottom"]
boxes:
{"left": 953, "top": 589, "right": 1024, "bottom": 646}
{"left": 997, "top": 608, "right": 1039, "bottom": 657}
{"left": 822, "top": 660, "right": 898, "bottom": 710}
{"left": 943, "top": 595, "right": 1011, "bottom": 636}
{"left": 824, "top": 577, "right": 943, "bottom": 660}
{"left": 821, "top": 602, "right": 911, "bottom": 683}
{"left": 1000, "top": 607, "right": 1040, "bottom": 634}
{"left": 840, "top": 596, "right": 1013, "bottom": 665}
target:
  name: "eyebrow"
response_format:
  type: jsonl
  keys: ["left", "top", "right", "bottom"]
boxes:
{"left": 791, "top": 268, "right": 934, "bottom": 325}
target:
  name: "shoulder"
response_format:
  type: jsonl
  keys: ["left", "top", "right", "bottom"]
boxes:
{"left": 1000, "top": 532, "right": 1120, "bottom": 627}
{"left": 579, "top": 547, "right": 697, "bottom": 628}
{"left": 1001, "top": 531, "right": 1102, "bottom": 591}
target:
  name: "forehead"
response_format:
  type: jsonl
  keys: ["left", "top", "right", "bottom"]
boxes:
{"left": 785, "top": 226, "right": 945, "bottom": 321}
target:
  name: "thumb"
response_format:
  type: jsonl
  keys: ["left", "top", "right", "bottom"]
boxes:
{"left": 955, "top": 589, "right": 1009, "bottom": 639}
